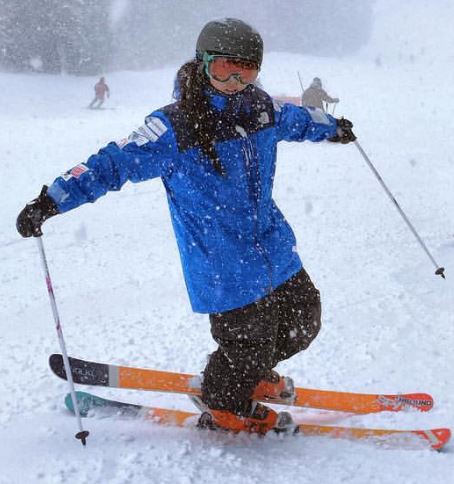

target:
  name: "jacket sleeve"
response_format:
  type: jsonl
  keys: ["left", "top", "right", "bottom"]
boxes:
{"left": 273, "top": 100, "right": 338, "bottom": 143}
{"left": 320, "top": 89, "right": 337, "bottom": 103}
{"left": 47, "top": 113, "right": 176, "bottom": 213}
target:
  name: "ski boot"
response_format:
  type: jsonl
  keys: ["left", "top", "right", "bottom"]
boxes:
{"left": 191, "top": 396, "right": 296, "bottom": 435}
{"left": 253, "top": 370, "right": 295, "bottom": 404}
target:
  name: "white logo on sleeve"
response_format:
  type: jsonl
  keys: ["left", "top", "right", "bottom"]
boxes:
{"left": 145, "top": 116, "right": 167, "bottom": 137}
{"left": 126, "top": 116, "right": 168, "bottom": 147}
{"left": 307, "top": 107, "right": 330, "bottom": 125}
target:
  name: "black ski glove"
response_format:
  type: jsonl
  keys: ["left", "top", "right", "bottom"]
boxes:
{"left": 328, "top": 117, "right": 357, "bottom": 144}
{"left": 16, "top": 185, "right": 59, "bottom": 237}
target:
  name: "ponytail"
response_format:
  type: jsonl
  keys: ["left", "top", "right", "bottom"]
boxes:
{"left": 176, "top": 60, "right": 225, "bottom": 176}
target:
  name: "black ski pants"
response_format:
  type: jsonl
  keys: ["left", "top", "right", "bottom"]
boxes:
{"left": 201, "top": 268, "right": 321, "bottom": 415}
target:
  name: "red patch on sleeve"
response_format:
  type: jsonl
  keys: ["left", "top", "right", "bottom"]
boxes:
{"left": 70, "top": 164, "right": 88, "bottom": 178}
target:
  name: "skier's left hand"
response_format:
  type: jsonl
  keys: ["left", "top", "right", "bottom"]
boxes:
{"left": 328, "top": 117, "right": 356, "bottom": 144}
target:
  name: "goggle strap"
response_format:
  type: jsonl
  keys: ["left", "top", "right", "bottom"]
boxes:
{"left": 203, "top": 52, "right": 246, "bottom": 63}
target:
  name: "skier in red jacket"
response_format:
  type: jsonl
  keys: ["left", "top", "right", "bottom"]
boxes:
{"left": 88, "top": 77, "right": 110, "bottom": 109}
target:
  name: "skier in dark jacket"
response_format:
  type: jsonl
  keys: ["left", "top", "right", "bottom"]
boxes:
{"left": 16, "top": 18, "right": 356, "bottom": 434}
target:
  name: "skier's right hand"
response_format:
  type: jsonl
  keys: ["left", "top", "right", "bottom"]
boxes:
{"left": 16, "top": 186, "right": 59, "bottom": 238}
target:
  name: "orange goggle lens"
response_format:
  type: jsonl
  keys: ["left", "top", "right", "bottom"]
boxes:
{"left": 207, "top": 57, "right": 259, "bottom": 85}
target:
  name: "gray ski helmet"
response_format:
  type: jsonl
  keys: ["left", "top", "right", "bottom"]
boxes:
{"left": 196, "top": 18, "right": 263, "bottom": 67}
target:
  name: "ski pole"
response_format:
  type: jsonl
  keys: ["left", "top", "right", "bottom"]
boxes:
{"left": 297, "top": 71, "right": 305, "bottom": 96}
{"left": 353, "top": 140, "right": 445, "bottom": 279}
{"left": 36, "top": 236, "right": 90, "bottom": 445}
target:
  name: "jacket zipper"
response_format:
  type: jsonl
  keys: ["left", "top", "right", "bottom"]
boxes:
{"left": 239, "top": 129, "right": 273, "bottom": 294}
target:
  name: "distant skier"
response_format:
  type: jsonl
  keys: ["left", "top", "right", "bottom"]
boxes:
{"left": 88, "top": 77, "right": 110, "bottom": 109}
{"left": 17, "top": 19, "right": 356, "bottom": 435}
{"left": 301, "top": 77, "right": 339, "bottom": 112}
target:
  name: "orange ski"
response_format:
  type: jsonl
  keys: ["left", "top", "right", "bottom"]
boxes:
{"left": 290, "top": 388, "right": 433, "bottom": 414}
{"left": 51, "top": 354, "right": 434, "bottom": 414}
{"left": 66, "top": 391, "right": 451, "bottom": 451}
{"left": 296, "top": 423, "right": 451, "bottom": 451}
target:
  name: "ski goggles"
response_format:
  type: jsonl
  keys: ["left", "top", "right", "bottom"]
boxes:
{"left": 203, "top": 52, "right": 259, "bottom": 85}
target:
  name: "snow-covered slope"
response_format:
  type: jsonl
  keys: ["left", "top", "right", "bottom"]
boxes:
{"left": 1, "top": 4, "right": 454, "bottom": 483}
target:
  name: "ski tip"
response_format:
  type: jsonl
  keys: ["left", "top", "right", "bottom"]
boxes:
{"left": 429, "top": 428, "right": 451, "bottom": 451}
{"left": 49, "top": 353, "right": 62, "bottom": 363}
{"left": 416, "top": 428, "right": 451, "bottom": 451}
{"left": 377, "top": 393, "right": 434, "bottom": 412}
{"left": 64, "top": 392, "right": 73, "bottom": 412}
{"left": 49, "top": 354, "right": 69, "bottom": 381}
{"left": 49, "top": 353, "right": 63, "bottom": 369}
{"left": 65, "top": 391, "right": 77, "bottom": 414}
{"left": 403, "top": 393, "right": 434, "bottom": 412}
{"left": 65, "top": 391, "right": 93, "bottom": 417}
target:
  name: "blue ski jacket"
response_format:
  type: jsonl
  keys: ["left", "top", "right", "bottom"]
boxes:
{"left": 47, "top": 85, "right": 338, "bottom": 313}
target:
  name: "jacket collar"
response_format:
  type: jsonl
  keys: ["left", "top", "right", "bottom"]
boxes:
{"left": 205, "top": 85, "right": 255, "bottom": 114}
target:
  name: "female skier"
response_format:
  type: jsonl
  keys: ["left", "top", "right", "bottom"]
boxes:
{"left": 17, "top": 18, "right": 356, "bottom": 434}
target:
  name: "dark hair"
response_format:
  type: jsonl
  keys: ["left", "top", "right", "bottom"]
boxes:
{"left": 176, "top": 59, "right": 225, "bottom": 175}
